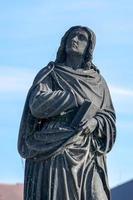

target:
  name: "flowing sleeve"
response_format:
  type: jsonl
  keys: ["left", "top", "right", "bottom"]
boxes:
{"left": 92, "top": 77, "right": 116, "bottom": 154}
{"left": 29, "top": 75, "right": 78, "bottom": 119}
{"left": 18, "top": 68, "right": 78, "bottom": 159}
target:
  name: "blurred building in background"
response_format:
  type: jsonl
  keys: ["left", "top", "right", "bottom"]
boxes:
{"left": 0, "top": 183, "right": 23, "bottom": 200}
{"left": 0, "top": 180, "right": 133, "bottom": 200}
{"left": 111, "top": 179, "right": 133, "bottom": 200}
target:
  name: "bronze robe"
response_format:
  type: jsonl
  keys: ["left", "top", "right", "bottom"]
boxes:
{"left": 18, "top": 62, "right": 116, "bottom": 200}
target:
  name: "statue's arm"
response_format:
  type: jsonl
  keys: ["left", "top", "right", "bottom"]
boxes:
{"left": 92, "top": 78, "right": 116, "bottom": 153}
{"left": 80, "top": 77, "right": 116, "bottom": 154}
{"left": 29, "top": 80, "right": 78, "bottom": 119}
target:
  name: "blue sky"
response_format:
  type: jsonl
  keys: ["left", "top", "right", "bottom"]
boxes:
{"left": 0, "top": 0, "right": 133, "bottom": 188}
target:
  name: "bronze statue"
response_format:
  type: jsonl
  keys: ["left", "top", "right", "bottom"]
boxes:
{"left": 18, "top": 26, "right": 116, "bottom": 200}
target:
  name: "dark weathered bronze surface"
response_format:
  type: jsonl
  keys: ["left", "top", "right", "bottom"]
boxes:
{"left": 18, "top": 26, "right": 116, "bottom": 200}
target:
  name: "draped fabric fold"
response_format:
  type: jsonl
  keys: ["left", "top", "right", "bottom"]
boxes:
{"left": 18, "top": 62, "right": 116, "bottom": 200}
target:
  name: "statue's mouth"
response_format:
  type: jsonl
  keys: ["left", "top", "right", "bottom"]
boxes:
{"left": 71, "top": 41, "right": 78, "bottom": 49}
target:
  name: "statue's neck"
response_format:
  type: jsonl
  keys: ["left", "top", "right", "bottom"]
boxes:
{"left": 65, "top": 54, "right": 83, "bottom": 70}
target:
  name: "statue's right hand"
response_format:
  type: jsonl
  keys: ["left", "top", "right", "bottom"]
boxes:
{"left": 75, "top": 93, "right": 85, "bottom": 106}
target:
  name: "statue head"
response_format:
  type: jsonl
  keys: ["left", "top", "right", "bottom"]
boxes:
{"left": 55, "top": 25, "right": 97, "bottom": 70}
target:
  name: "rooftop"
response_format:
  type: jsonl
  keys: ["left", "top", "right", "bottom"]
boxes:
{"left": 0, "top": 183, "right": 23, "bottom": 200}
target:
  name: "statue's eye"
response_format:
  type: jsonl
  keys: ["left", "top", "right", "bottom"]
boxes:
{"left": 69, "top": 33, "right": 76, "bottom": 39}
{"left": 78, "top": 34, "right": 87, "bottom": 41}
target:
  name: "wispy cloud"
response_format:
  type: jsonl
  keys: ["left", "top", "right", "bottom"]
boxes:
{"left": 109, "top": 85, "right": 133, "bottom": 115}
{"left": 0, "top": 66, "right": 133, "bottom": 117}
{"left": 110, "top": 85, "right": 133, "bottom": 97}
{"left": 1, "top": 67, "right": 133, "bottom": 96}
{"left": 0, "top": 67, "right": 37, "bottom": 93}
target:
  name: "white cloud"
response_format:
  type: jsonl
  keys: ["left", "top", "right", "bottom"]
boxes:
{"left": 1, "top": 67, "right": 133, "bottom": 97}
{"left": 0, "top": 67, "right": 37, "bottom": 93}
{"left": 0, "top": 67, "right": 133, "bottom": 115}
{"left": 110, "top": 85, "right": 133, "bottom": 97}
{"left": 109, "top": 85, "right": 133, "bottom": 115}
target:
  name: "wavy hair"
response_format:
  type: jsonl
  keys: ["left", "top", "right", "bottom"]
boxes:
{"left": 55, "top": 25, "right": 99, "bottom": 72}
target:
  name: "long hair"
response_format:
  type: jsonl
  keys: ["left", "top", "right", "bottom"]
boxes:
{"left": 55, "top": 25, "right": 99, "bottom": 72}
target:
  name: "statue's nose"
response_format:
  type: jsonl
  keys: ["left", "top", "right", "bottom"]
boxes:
{"left": 72, "top": 35, "right": 78, "bottom": 42}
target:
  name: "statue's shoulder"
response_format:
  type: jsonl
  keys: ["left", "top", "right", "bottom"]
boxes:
{"left": 99, "top": 74, "right": 111, "bottom": 95}
{"left": 100, "top": 74, "right": 108, "bottom": 86}
{"left": 33, "top": 61, "right": 55, "bottom": 86}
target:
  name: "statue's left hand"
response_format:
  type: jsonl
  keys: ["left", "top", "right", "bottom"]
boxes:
{"left": 78, "top": 118, "right": 97, "bottom": 135}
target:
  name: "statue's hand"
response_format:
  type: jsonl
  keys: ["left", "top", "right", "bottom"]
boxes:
{"left": 74, "top": 93, "right": 85, "bottom": 106}
{"left": 78, "top": 118, "right": 97, "bottom": 135}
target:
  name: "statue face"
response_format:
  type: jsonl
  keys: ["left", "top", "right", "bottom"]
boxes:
{"left": 65, "top": 29, "right": 89, "bottom": 56}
